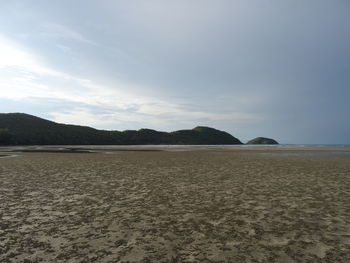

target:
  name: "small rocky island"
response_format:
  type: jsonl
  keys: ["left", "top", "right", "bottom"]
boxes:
{"left": 246, "top": 137, "right": 279, "bottom": 145}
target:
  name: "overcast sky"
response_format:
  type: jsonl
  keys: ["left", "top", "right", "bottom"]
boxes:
{"left": 0, "top": 0, "right": 349, "bottom": 144}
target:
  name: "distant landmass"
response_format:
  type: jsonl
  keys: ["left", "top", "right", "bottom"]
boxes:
{"left": 247, "top": 137, "right": 279, "bottom": 145}
{"left": 0, "top": 113, "right": 243, "bottom": 145}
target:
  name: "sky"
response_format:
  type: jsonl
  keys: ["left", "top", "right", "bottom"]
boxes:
{"left": 0, "top": 0, "right": 349, "bottom": 144}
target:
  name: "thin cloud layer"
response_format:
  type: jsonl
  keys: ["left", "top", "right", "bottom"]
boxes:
{"left": 0, "top": 34, "right": 256, "bottom": 132}
{"left": 0, "top": 0, "right": 349, "bottom": 143}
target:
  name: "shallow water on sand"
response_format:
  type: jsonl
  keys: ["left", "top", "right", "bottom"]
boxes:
{"left": 259, "top": 151, "right": 350, "bottom": 157}
{"left": 0, "top": 154, "right": 18, "bottom": 158}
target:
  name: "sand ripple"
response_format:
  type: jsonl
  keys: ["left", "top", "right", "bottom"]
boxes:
{"left": 0, "top": 149, "right": 350, "bottom": 262}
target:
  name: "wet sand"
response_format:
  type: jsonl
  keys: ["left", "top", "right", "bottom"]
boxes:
{"left": 0, "top": 147, "right": 350, "bottom": 262}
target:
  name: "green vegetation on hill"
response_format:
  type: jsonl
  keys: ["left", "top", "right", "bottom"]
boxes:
{"left": 0, "top": 113, "right": 242, "bottom": 145}
{"left": 171, "top": 126, "right": 241, "bottom": 145}
{"left": 0, "top": 128, "right": 13, "bottom": 145}
{"left": 246, "top": 137, "right": 278, "bottom": 145}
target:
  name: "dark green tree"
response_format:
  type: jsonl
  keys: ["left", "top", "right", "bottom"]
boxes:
{"left": 0, "top": 128, "right": 13, "bottom": 145}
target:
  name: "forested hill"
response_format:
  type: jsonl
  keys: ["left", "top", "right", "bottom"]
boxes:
{"left": 0, "top": 113, "right": 242, "bottom": 145}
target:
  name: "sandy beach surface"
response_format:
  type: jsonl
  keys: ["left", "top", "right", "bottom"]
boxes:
{"left": 0, "top": 146, "right": 350, "bottom": 262}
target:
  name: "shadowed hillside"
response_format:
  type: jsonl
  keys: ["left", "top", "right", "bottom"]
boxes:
{"left": 247, "top": 137, "right": 278, "bottom": 145}
{"left": 0, "top": 113, "right": 242, "bottom": 145}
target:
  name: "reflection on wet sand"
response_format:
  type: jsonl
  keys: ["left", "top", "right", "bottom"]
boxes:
{"left": 259, "top": 151, "right": 350, "bottom": 157}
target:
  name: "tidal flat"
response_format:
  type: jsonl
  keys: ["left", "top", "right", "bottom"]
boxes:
{"left": 0, "top": 146, "right": 350, "bottom": 262}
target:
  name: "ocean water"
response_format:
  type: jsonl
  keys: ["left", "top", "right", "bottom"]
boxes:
{"left": 1, "top": 144, "right": 350, "bottom": 156}
{"left": 215, "top": 144, "right": 350, "bottom": 148}
{"left": 258, "top": 151, "right": 350, "bottom": 157}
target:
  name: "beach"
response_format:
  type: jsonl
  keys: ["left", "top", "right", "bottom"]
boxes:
{"left": 0, "top": 146, "right": 350, "bottom": 262}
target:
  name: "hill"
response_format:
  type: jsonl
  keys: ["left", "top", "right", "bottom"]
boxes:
{"left": 0, "top": 113, "right": 242, "bottom": 145}
{"left": 246, "top": 137, "right": 278, "bottom": 145}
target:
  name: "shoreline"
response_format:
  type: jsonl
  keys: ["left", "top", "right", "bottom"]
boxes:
{"left": 1, "top": 144, "right": 350, "bottom": 155}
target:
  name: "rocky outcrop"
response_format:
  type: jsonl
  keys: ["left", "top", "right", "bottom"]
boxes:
{"left": 246, "top": 137, "right": 278, "bottom": 145}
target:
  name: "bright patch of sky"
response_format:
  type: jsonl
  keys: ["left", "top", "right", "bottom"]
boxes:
{"left": 0, "top": 0, "right": 349, "bottom": 143}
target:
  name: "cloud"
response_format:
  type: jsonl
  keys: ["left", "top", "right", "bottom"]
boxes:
{"left": 40, "top": 23, "right": 98, "bottom": 46}
{"left": 56, "top": 44, "right": 72, "bottom": 53}
{"left": 0, "top": 34, "right": 65, "bottom": 77}
{"left": 1, "top": 1, "right": 348, "bottom": 143}
{"left": 0, "top": 33, "right": 260, "bottom": 131}
{"left": 48, "top": 105, "right": 259, "bottom": 131}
